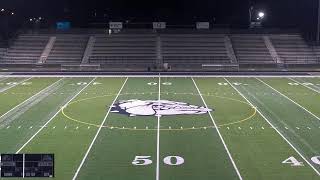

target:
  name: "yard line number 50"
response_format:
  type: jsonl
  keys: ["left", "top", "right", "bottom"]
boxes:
{"left": 132, "top": 156, "right": 184, "bottom": 166}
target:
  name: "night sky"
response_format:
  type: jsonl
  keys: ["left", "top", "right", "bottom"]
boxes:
{"left": 0, "top": 0, "right": 318, "bottom": 29}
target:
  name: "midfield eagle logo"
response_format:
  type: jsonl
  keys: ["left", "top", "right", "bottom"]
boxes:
{"left": 110, "top": 100, "right": 213, "bottom": 117}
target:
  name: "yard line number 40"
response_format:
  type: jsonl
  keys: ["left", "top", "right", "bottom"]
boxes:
{"left": 132, "top": 156, "right": 184, "bottom": 166}
{"left": 282, "top": 156, "right": 320, "bottom": 167}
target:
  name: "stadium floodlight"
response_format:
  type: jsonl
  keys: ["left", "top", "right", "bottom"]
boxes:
{"left": 256, "top": 11, "right": 265, "bottom": 21}
{"left": 258, "top": 12, "right": 265, "bottom": 18}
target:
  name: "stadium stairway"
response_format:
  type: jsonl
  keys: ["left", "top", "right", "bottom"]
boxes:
{"left": 38, "top": 36, "right": 56, "bottom": 64}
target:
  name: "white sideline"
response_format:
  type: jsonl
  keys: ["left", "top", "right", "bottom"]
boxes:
{"left": 72, "top": 77, "right": 128, "bottom": 180}
{"left": 256, "top": 78, "right": 320, "bottom": 122}
{"left": 224, "top": 77, "right": 320, "bottom": 176}
{"left": 0, "top": 77, "right": 33, "bottom": 93}
{"left": 288, "top": 77, "right": 320, "bottom": 94}
{"left": 156, "top": 75, "right": 161, "bottom": 180}
{"left": 192, "top": 77, "right": 243, "bottom": 180}
{"left": 16, "top": 77, "right": 96, "bottom": 153}
{"left": 0, "top": 78, "right": 64, "bottom": 122}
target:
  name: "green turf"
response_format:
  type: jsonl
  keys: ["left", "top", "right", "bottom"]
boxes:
{"left": 0, "top": 76, "right": 320, "bottom": 180}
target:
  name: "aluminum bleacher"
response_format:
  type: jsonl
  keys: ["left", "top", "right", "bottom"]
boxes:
{"left": 270, "top": 34, "right": 318, "bottom": 64}
{"left": 162, "top": 34, "right": 231, "bottom": 67}
{"left": 2, "top": 34, "right": 49, "bottom": 64}
{"left": 0, "top": 48, "right": 6, "bottom": 60}
{"left": 231, "top": 35, "right": 275, "bottom": 64}
{"left": 0, "top": 30, "right": 319, "bottom": 70}
{"left": 46, "top": 35, "right": 89, "bottom": 64}
{"left": 89, "top": 33, "right": 157, "bottom": 67}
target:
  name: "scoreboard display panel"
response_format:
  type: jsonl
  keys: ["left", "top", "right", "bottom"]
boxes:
{"left": 0, "top": 154, "right": 23, "bottom": 177}
{"left": 0, "top": 154, "right": 54, "bottom": 178}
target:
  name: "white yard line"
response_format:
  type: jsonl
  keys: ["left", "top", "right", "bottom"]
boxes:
{"left": 0, "top": 78, "right": 64, "bottom": 122}
{"left": 16, "top": 77, "right": 96, "bottom": 153}
{"left": 156, "top": 75, "right": 161, "bottom": 180}
{"left": 192, "top": 77, "right": 243, "bottom": 180}
{"left": 224, "top": 77, "right": 320, "bottom": 176}
{"left": 256, "top": 78, "right": 320, "bottom": 122}
{"left": 72, "top": 77, "right": 128, "bottom": 180}
{"left": 287, "top": 77, "right": 320, "bottom": 94}
{"left": 0, "top": 77, "right": 33, "bottom": 93}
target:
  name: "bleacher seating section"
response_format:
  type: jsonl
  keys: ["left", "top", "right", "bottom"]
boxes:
{"left": 162, "top": 34, "right": 231, "bottom": 66}
{"left": 2, "top": 34, "right": 49, "bottom": 64}
{"left": 231, "top": 35, "right": 275, "bottom": 64}
{"left": 0, "top": 48, "right": 6, "bottom": 60}
{"left": 89, "top": 34, "right": 157, "bottom": 67}
{"left": 0, "top": 31, "right": 319, "bottom": 66}
{"left": 270, "top": 35, "right": 318, "bottom": 64}
{"left": 47, "top": 35, "right": 89, "bottom": 64}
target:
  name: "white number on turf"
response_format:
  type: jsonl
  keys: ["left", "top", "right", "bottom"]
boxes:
{"left": 218, "top": 83, "right": 228, "bottom": 86}
{"left": 162, "top": 82, "right": 172, "bottom": 86}
{"left": 148, "top": 82, "right": 172, "bottom": 86}
{"left": 148, "top": 82, "right": 158, "bottom": 86}
{"left": 132, "top": 156, "right": 153, "bottom": 166}
{"left": 5, "top": 82, "right": 31, "bottom": 86}
{"left": 132, "top": 156, "right": 184, "bottom": 166}
{"left": 282, "top": 156, "right": 304, "bottom": 166}
{"left": 288, "top": 83, "right": 299, "bottom": 86}
{"left": 93, "top": 82, "right": 102, "bottom": 85}
{"left": 77, "top": 82, "right": 88, "bottom": 85}
{"left": 288, "top": 82, "right": 319, "bottom": 86}
{"left": 6, "top": 82, "right": 18, "bottom": 85}
{"left": 218, "top": 82, "right": 247, "bottom": 86}
{"left": 163, "top": 156, "right": 184, "bottom": 166}
{"left": 311, "top": 156, "right": 320, "bottom": 165}
{"left": 21, "top": 82, "right": 32, "bottom": 85}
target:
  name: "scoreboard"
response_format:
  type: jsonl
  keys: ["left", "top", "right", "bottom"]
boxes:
{"left": 0, "top": 154, "right": 54, "bottom": 178}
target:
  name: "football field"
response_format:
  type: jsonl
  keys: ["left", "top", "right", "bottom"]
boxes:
{"left": 0, "top": 75, "right": 320, "bottom": 180}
